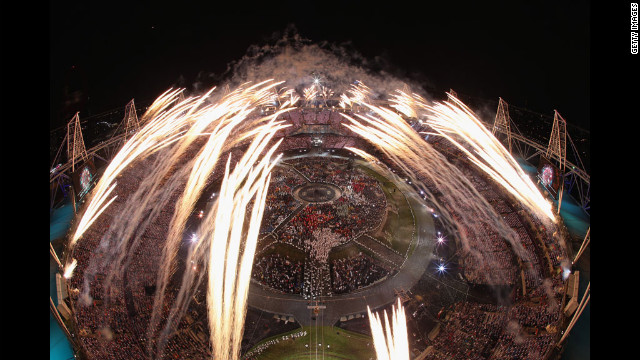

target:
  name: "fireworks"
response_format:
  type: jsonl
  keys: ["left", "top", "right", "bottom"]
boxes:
{"left": 367, "top": 298, "right": 410, "bottom": 360}
{"left": 69, "top": 80, "right": 293, "bottom": 360}
{"left": 340, "top": 82, "right": 558, "bottom": 265}
{"left": 341, "top": 98, "right": 529, "bottom": 262}
{"left": 67, "top": 75, "right": 558, "bottom": 360}
{"left": 393, "top": 91, "right": 555, "bottom": 224}
{"left": 63, "top": 258, "right": 77, "bottom": 279}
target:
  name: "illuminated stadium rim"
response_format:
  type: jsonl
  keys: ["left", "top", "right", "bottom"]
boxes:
{"left": 51, "top": 103, "right": 590, "bottom": 187}
{"left": 56, "top": 102, "right": 586, "bottom": 360}
{"left": 54, "top": 103, "right": 590, "bottom": 274}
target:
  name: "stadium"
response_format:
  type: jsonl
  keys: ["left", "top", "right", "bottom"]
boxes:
{"left": 49, "top": 66, "right": 590, "bottom": 359}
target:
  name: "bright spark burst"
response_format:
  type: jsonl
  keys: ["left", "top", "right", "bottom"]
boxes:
{"left": 70, "top": 80, "right": 292, "bottom": 360}
{"left": 68, "top": 75, "right": 560, "bottom": 360}
{"left": 63, "top": 258, "right": 77, "bottom": 279}
{"left": 394, "top": 91, "right": 556, "bottom": 223}
{"left": 341, "top": 82, "right": 555, "bottom": 263}
{"left": 341, "top": 102, "right": 528, "bottom": 261}
{"left": 367, "top": 298, "right": 410, "bottom": 360}
{"left": 303, "top": 86, "right": 318, "bottom": 101}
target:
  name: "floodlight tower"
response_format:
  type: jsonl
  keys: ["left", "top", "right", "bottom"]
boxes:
{"left": 492, "top": 98, "right": 513, "bottom": 154}
{"left": 66, "top": 112, "right": 87, "bottom": 172}
{"left": 546, "top": 110, "right": 567, "bottom": 213}
{"left": 122, "top": 99, "right": 140, "bottom": 141}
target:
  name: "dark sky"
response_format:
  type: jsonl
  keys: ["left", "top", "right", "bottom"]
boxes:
{"left": 50, "top": 1, "right": 591, "bottom": 131}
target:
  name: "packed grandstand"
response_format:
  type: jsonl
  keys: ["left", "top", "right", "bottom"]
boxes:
{"left": 61, "top": 104, "right": 578, "bottom": 360}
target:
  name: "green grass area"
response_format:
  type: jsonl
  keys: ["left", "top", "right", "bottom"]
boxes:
{"left": 246, "top": 326, "right": 376, "bottom": 360}
{"left": 259, "top": 241, "right": 308, "bottom": 262}
{"left": 328, "top": 242, "right": 363, "bottom": 262}
{"left": 356, "top": 164, "right": 415, "bottom": 256}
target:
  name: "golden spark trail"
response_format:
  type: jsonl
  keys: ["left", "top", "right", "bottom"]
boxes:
{"left": 341, "top": 83, "right": 529, "bottom": 264}
{"left": 67, "top": 73, "right": 560, "bottom": 360}
{"left": 205, "top": 125, "right": 284, "bottom": 359}
{"left": 63, "top": 258, "right": 77, "bottom": 279}
{"left": 397, "top": 92, "right": 555, "bottom": 223}
{"left": 70, "top": 89, "right": 198, "bottom": 248}
{"left": 303, "top": 86, "right": 318, "bottom": 102}
{"left": 70, "top": 80, "right": 295, "bottom": 360}
{"left": 147, "top": 83, "right": 292, "bottom": 359}
{"left": 207, "top": 144, "right": 281, "bottom": 359}
{"left": 150, "top": 82, "right": 287, "bottom": 337}
{"left": 367, "top": 299, "right": 410, "bottom": 360}
{"left": 66, "top": 89, "right": 203, "bottom": 282}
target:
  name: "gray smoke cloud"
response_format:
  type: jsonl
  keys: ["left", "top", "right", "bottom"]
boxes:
{"left": 186, "top": 25, "right": 435, "bottom": 102}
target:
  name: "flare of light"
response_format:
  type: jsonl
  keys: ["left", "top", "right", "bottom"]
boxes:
{"left": 70, "top": 88, "right": 198, "bottom": 247}
{"left": 281, "top": 88, "right": 300, "bottom": 108}
{"left": 395, "top": 91, "right": 555, "bottom": 223}
{"left": 68, "top": 74, "right": 562, "bottom": 360}
{"left": 63, "top": 258, "right": 77, "bottom": 279}
{"left": 321, "top": 86, "right": 334, "bottom": 99}
{"left": 205, "top": 143, "right": 281, "bottom": 359}
{"left": 367, "top": 298, "right": 410, "bottom": 360}
{"left": 341, "top": 98, "right": 529, "bottom": 261}
{"left": 338, "top": 82, "right": 557, "bottom": 360}
{"left": 303, "top": 86, "right": 318, "bottom": 101}
{"left": 389, "top": 90, "right": 418, "bottom": 119}
{"left": 71, "top": 80, "right": 293, "bottom": 360}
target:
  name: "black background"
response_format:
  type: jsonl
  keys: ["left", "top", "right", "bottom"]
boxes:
{"left": 5, "top": 0, "right": 634, "bottom": 357}
{"left": 50, "top": 1, "right": 593, "bottom": 132}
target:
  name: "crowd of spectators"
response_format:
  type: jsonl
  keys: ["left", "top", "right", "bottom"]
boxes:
{"left": 275, "top": 135, "right": 312, "bottom": 152}
{"left": 421, "top": 301, "right": 560, "bottom": 360}
{"left": 291, "top": 157, "right": 348, "bottom": 183}
{"left": 417, "top": 160, "right": 548, "bottom": 289}
{"left": 281, "top": 108, "right": 357, "bottom": 135}
{"left": 307, "top": 227, "right": 346, "bottom": 263}
{"left": 255, "top": 157, "right": 389, "bottom": 298}
{"left": 63, "top": 108, "right": 574, "bottom": 359}
{"left": 331, "top": 253, "right": 389, "bottom": 294}
{"left": 260, "top": 167, "right": 305, "bottom": 233}
{"left": 252, "top": 254, "right": 304, "bottom": 294}
{"left": 400, "top": 135, "right": 570, "bottom": 360}
{"left": 278, "top": 161, "right": 386, "bottom": 254}
{"left": 507, "top": 303, "right": 560, "bottom": 329}
{"left": 320, "top": 135, "right": 363, "bottom": 149}
{"left": 254, "top": 157, "right": 386, "bottom": 298}
{"left": 461, "top": 248, "right": 518, "bottom": 286}
{"left": 67, "top": 154, "right": 225, "bottom": 359}
{"left": 301, "top": 260, "right": 332, "bottom": 298}
{"left": 490, "top": 332, "right": 554, "bottom": 359}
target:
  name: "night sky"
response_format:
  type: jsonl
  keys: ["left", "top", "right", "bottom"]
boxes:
{"left": 44, "top": 3, "right": 640, "bottom": 356}
{"left": 50, "top": 1, "right": 592, "bottom": 131}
